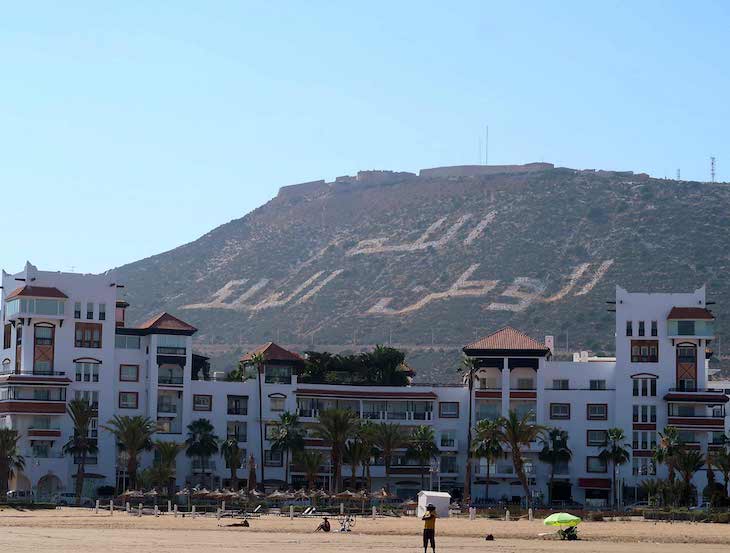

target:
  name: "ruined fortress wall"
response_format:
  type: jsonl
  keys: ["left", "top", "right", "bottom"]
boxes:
{"left": 419, "top": 162, "right": 554, "bottom": 179}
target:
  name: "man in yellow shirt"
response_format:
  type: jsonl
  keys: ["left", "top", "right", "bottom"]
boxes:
{"left": 422, "top": 504, "right": 437, "bottom": 553}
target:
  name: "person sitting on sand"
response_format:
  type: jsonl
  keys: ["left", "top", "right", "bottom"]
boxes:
{"left": 421, "top": 504, "right": 437, "bottom": 553}
{"left": 315, "top": 517, "right": 331, "bottom": 533}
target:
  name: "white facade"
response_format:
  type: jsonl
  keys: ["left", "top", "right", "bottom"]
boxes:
{"left": 1, "top": 263, "right": 726, "bottom": 507}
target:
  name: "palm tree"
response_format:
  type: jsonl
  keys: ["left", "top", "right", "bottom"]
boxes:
{"left": 674, "top": 448, "right": 705, "bottom": 506}
{"left": 62, "top": 399, "right": 98, "bottom": 504}
{"left": 460, "top": 355, "right": 478, "bottom": 503}
{"left": 538, "top": 428, "right": 572, "bottom": 506}
{"left": 220, "top": 438, "right": 244, "bottom": 491}
{"left": 714, "top": 448, "right": 730, "bottom": 498}
{"left": 640, "top": 478, "right": 662, "bottom": 506}
{"left": 270, "top": 412, "right": 305, "bottom": 485}
{"left": 0, "top": 428, "right": 24, "bottom": 499}
{"left": 297, "top": 450, "right": 325, "bottom": 490}
{"left": 313, "top": 408, "right": 359, "bottom": 492}
{"left": 185, "top": 418, "right": 219, "bottom": 487}
{"left": 406, "top": 426, "right": 440, "bottom": 490}
{"left": 103, "top": 415, "right": 155, "bottom": 490}
{"left": 245, "top": 351, "right": 267, "bottom": 491}
{"left": 152, "top": 440, "right": 181, "bottom": 496}
{"left": 358, "top": 421, "right": 379, "bottom": 490}
{"left": 472, "top": 418, "right": 504, "bottom": 504}
{"left": 374, "top": 423, "right": 407, "bottom": 493}
{"left": 598, "top": 427, "right": 631, "bottom": 510}
{"left": 344, "top": 439, "right": 368, "bottom": 489}
{"left": 498, "top": 410, "right": 545, "bottom": 508}
{"left": 654, "top": 426, "right": 680, "bottom": 482}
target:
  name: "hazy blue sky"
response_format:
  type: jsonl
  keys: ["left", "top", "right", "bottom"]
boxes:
{"left": 2, "top": 1, "right": 729, "bottom": 274}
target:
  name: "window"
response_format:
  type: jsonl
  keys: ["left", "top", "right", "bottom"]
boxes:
{"left": 119, "top": 364, "right": 139, "bottom": 382}
{"left": 5, "top": 298, "right": 65, "bottom": 316}
{"left": 3, "top": 324, "right": 11, "bottom": 350}
{"left": 631, "top": 340, "right": 658, "bottom": 362}
{"left": 517, "top": 377, "right": 534, "bottom": 390}
{"left": 115, "top": 334, "right": 141, "bottom": 349}
{"left": 439, "top": 402, "right": 459, "bottom": 418}
{"left": 589, "top": 379, "right": 606, "bottom": 391}
{"left": 651, "top": 379, "right": 657, "bottom": 396}
{"left": 75, "top": 323, "right": 102, "bottom": 348}
{"left": 440, "top": 454, "right": 458, "bottom": 473}
{"left": 626, "top": 321, "right": 633, "bottom": 336}
{"left": 119, "top": 392, "right": 138, "bottom": 409}
{"left": 34, "top": 326, "right": 53, "bottom": 346}
{"left": 270, "top": 396, "right": 285, "bottom": 412}
{"left": 99, "top": 303, "right": 106, "bottom": 321}
{"left": 677, "top": 320, "right": 696, "bottom": 336}
{"left": 632, "top": 457, "right": 656, "bottom": 476}
{"left": 265, "top": 423, "right": 278, "bottom": 440}
{"left": 74, "top": 302, "right": 81, "bottom": 319}
{"left": 75, "top": 362, "right": 99, "bottom": 383}
{"left": 550, "top": 403, "right": 570, "bottom": 420}
{"left": 227, "top": 421, "right": 247, "bottom": 442}
{"left": 635, "top": 404, "right": 656, "bottom": 423}
{"left": 633, "top": 377, "right": 657, "bottom": 397}
{"left": 552, "top": 379, "right": 569, "bottom": 390}
{"left": 587, "top": 456, "right": 608, "bottom": 473}
{"left": 631, "top": 431, "right": 657, "bottom": 450}
{"left": 587, "top": 430, "right": 607, "bottom": 446}
{"left": 651, "top": 321, "right": 658, "bottom": 337}
{"left": 587, "top": 404, "right": 607, "bottom": 420}
{"left": 638, "top": 321, "right": 645, "bottom": 336}
{"left": 74, "top": 390, "right": 98, "bottom": 409}
{"left": 227, "top": 395, "right": 248, "bottom": 415}
{"left": 440, "top": 430, "right": 456, "bottom": 448}
{"left": 264, "top": 449, "right": 282, "bottom": 467}
{"left": 193, "top": 395, "right": 212, "bottom": 411}
{"left": 86, "top": 302, "right": 94, "bottom": 320}
{"left": 157, "top": 335, "right": 186, "bottom": 355}
{"left": 264, "top": 365, "right": 292, "bottom": 384}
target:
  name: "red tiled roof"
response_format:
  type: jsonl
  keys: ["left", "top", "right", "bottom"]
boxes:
{"left": 5, "top": 286, "right": 68, "bottom": 300}
{"left": 464, "top": 326, "right": 549, "bottom": 353}
{"left": 138, "top": 312, "right": 197, "bottom": 333}
{"left": 241, "top": 342, "right": 304, "bottom": 364}
{"left": 667, "top": 307, "right": 715, "bottom": 320}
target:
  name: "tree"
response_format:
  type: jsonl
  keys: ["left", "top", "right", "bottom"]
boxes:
{"left": 344, "top": 439, "right": 368, "bottom": 490}
{"left": 103, "top": 415, "right": 155, "bottom": 490}
{"left": 185, "top": 418, "right": 219, "bottom": 486}
{"left": 244, "top": 351, "right": 267, "bottom": 491}
{"left": 406, "top": 426, "right": 440, "bottom": 490}
{"left": 639, "top": 478, "right": 662, "bottom": 506}
{"left": 357, "top": 421, "right": 379, "bottom": 490}
{"left": 472, "top": 418, "right": 504, "bottom": 504}
{"left": 62, "top": 399, "right": 98, "bottom": 504}
{"left": 538, "top": 428, "right": 572, "bottom": 506}
{"left": 460, "top": 356, "right": 478, "bottom": 504}
{"left": 714, "top": 449, "right": 730, "bottom": 498}
{"left": 654, "top": 426, "right": 680, "bottom": 483}
{"left": 220, "top": 438, "right": 244, "bottom": 491}
{"left": 0, "top": 428, "right": 24, "bottom": 499}
{"left": 498, "top": 410, "right": 545, "bottom": 508}
{"left": 151, "top": 441, "right": 181, "bottom": 496}
{"left": 313, "top": 408, "right": 360, "bottom": 492}
{"left": 674, "top": 448, "right": 705, "bottom": 506}
{"left": 598, "top": 427, "right": 631, "bottom": 509}
{"left": 374, "top": 423, "right": 407, "bottom": 493}
{"left": 270, "top": 412, "right": 305, "bottom": 486}
{"left": 297, "top": 450, "right": 325, "bottom": 490}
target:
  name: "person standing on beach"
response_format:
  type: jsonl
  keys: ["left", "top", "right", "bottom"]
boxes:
{"left": 421, "top": 504, "right": 437, "bottom": 553}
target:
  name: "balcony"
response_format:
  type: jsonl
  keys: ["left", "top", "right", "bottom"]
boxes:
{"left": 158, "top": 375, "right": 184, "bottom": 386}
{"left": 157, "top": 403, "right": 178, "bottom": 415}
{"left": 227, "top": 408, "right": 248, "bottom": 416}
{"left": 226, "top": 433, "right": 247, "bottom": 443}
{"left": 664, "top": 388, "right": 729, "bottom": 404}
{"left": 667, "top": 415, "right": 726, "bottom": 429}
{"left": 191, "top": 460, "right": 216, "bottom": 473}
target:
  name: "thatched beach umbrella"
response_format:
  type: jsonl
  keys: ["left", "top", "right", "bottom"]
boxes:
{"left": 293, "top": 488, "right": 310, "bottom": 501}
{"left": 371, "top": 488, "right": 389, "bottom": 501}
{"left": 121, "top": 489, "right": 144, "bottom": 499}
{"left": 333, "top": 490, "right": 359, "bottom": 501}
{"left": 192, "top": 487, "right": 211, "bottom": 498}
{"left": 176, "top": 488, "right": 191, "bottom": 496}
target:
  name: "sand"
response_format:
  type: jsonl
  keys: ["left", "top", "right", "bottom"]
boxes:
{"left": 2, "top": 507, "right": 730, "bottom": 553}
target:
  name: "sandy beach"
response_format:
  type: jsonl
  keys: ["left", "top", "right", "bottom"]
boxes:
{"left": 2, "top": 508, "right": 730, "bottom": 553}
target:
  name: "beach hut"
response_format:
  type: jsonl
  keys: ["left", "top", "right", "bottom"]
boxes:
{"left": 417, "top": 491, "right": 451, "bottom": 518}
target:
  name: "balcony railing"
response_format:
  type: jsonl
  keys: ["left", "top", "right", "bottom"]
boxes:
{"left": 0, "top": 368, "right": 67, "bottom": 377}
{"left": 158, "top": 375, "right": 184, "bottom": 386}
{"left": 668, "top": 387, "right": 726, "bottom": 394}
{"left": 191, "top": 460, "right": 217, "bottom": 472}
{"left": 157, "top": 404, "right": 178, "bottom": 414}
{"left": 227, "top": 433, "right": 247, "bottom": 443}
{"left": 227, "top": 408, "right": 248, "bottom": 416}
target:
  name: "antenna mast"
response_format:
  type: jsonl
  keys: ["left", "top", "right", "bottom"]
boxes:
{"left": 711, "top": 156, "right": 716, "bottom": 183}
{"left": 485, "top": 125, "right": 489, "bottom": 165}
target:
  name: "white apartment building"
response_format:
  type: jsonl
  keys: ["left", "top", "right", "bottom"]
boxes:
{"left": 1, "top": 263, "right": 726, "bottom": 507}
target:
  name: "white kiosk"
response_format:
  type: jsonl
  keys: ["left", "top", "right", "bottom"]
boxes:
{"left": 417, "top": 491, "right": 451, "bottom": 518}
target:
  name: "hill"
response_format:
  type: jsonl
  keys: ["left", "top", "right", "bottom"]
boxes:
{"left": 113, "top": 163, "right": 730, "bottom": 382}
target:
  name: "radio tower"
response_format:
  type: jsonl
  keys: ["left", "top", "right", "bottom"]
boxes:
{"left": 676, "top": 169, "right": 680, "bottom": 181}
{"left": 711, "top": 156, "right": 716, "bottom": 183}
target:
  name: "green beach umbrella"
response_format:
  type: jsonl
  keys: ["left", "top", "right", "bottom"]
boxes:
{"left": 543, "top": 512, "right": 581, "bottom": 527}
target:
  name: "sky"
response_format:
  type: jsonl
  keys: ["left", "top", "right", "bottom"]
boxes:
{"left": 2, "top": 1, "right": 729, "bottom": 274}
